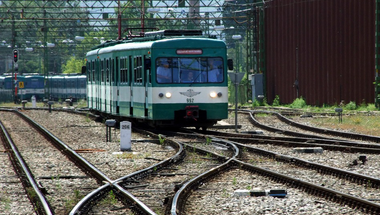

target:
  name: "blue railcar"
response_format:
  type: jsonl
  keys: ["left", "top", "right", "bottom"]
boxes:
{"left": 18, "top": 75, "right": 45, "bottom": 100}
{"left": 0, "top": 76, "right": 13, "bottom": 102}
{"left": 49, "top": 75, "right": 65, "bottom": 101}
{"left": 50, "top": 74, "right": 87, "bottom": 102}
{"left": 1, "top": 74, "right": 87, "bottom": 103}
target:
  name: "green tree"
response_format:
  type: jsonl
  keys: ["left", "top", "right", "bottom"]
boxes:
{"left": 62, "top": 56, "right": 85, "bottom": 74}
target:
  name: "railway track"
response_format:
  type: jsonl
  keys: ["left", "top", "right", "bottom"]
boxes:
{"left": 249, "top": 109, "right": 380, "bottom": 143}
{"left": 0, "top": 110, "right": 177, "bottom": 214}
{"left": 0, "top": 120, "right": 52, "bottom": 214}
{"left": 1, "top": 108, "right": 380, "bottom": 214}
{"left": 151, "top": 129, "right": 380, "bottom": 214}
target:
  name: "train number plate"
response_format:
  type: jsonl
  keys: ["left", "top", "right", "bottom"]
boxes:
{"left": 186, "top": 98, "right": 194, "bottom": 103}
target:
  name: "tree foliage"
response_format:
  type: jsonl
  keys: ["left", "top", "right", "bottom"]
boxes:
{"left": 62, "top": 56, "right": 85, "bottom": 74}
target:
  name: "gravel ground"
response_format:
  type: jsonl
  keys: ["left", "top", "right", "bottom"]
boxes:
{"left": 1, "top": 108, "right": 378, "bottom": 214}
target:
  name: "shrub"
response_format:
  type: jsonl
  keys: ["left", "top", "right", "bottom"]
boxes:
{"left": 272, "top": 95, "right": 280, "bottom": 106}
{"left": 345, "top": 101, "right": 357, "bottom": 110}
{"left": 252, "top": 99, "right": 261, "bottom": 107}
{"left": 366, "top": 104, "right": 377, "bottom": 111}
{"left": 289, "top": 97, "right": 307, "bottom": 109}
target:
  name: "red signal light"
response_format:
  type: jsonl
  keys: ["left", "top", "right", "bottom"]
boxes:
{"left": 13, "top": 49, "right": 18, "bottom": 63}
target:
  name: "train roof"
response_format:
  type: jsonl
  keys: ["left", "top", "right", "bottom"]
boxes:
{"left": 65, "top": 75, "right": 86, "bottom": 79}
{"left": 87, "top": 37, "right": 224, "bottom": 57}
{"left": 25, "top": 75, "right": 44, "bottom": 78}
{"left": 86, "top": 29, "right": 223, "bottom": 57}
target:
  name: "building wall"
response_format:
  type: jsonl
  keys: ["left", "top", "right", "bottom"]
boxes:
{"left": 265, "top": 0, "right": 375, "bottom": 106}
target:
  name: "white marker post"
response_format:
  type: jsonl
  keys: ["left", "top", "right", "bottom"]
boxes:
{"left": 120, "top": 121, "right": 131, "bottom": 151}
{"left": 31, "top": 95, "right": 36, "bottom": 108}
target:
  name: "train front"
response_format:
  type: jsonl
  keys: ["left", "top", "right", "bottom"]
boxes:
{"left": 150, "top": 37, "right": 229, "bottom": 129}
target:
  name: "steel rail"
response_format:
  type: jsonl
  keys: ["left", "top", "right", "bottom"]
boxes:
{"left": 8, "top": 109, "right": 157, "bottom": 215}
{"left": 0, "top": 120, "right": 53, "bottom": 215}
{"left": 202, "top": 124, "right": 380, "bottom": 150}
{"left": 228, "top": 139, "right": 380, "bottom": 188}
{"left": 235, "top": 159, "right": 380, "bottom": 214}
{"left": 225, "top": 136, "right": 380, "bottom": 153}
{"left": 271, "top": 110, "right": 380, "bottom": 143}
{"left": 71, "top": 130, "right": 185, "bottom": 215}
{"left": 170, "top": 138, "right": 239, "bottom": 215}
{"left": 168, "top": 128, "right": 380, "bottom": 214}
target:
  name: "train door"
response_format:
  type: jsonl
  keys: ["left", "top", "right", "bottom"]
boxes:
{"left": 110, "top": 58, "right": 115, "bottom": 113}
{"left": 95, "top": 53, "right": 100, "bottom": 110}
{"left": 115, "top": 57, "right": 119, "bottom": 114}
{"left": 129, "top": 56, "right": 133, "bottom": 116}
{"left": 105, "top": 58, "right": 110, "bottom": 113}
{"left": 98, "top": 60, "right": 104, "bottom": 111}
{"left": 138, "top": 55, "right": 145, "bottom": 118}
{"left": 144, "top": 56, "right": 151, "bottom": 118}
{"left": 102, "top": 59, "right": 107, "bottom": 112}
{"left": 131, "top": 55, "right": 145, "bottom": 118}
{"left": 90, "top": 62, "right": 95, "bottom": 109}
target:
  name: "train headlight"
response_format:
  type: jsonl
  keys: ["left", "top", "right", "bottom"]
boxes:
{"left": 210, "top": 92, "right": 217, "bottom": 98}
{"left": 159, "top": 93, "right": 164, "bottom": 98}
{"left": 217, "top": 92, "right": 222, "bottom": 97}
{"left": 165, "top": 92, "right": 172, "bottom": 98}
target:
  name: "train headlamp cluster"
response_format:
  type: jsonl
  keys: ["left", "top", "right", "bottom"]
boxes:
{"left": 210, "top": 91, "right": 223, "bottom": 98}
{"left": 159, "top": 92, "right": 172, "bottom": 98}
{"left": 159, "top": 91, "right": 222, "bottom": 99}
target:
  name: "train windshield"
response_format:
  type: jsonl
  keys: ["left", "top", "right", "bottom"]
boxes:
{"left": 156, "top": 57, "right": 223, "bottom": 84}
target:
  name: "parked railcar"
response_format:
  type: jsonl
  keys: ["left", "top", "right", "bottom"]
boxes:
{"left": 85, "top": 30, "right": 232, "bottom": 129}
{"left": 49, "top": 74, "right": 87, "bottom": 102}
{"left": 0, "top": 75, "right": 44, "bottom": 102}
{"left": 0, "top": 76, "right": 13, "bottom": 102}
{"left": 18, "top": 75, "right": 45, "bottom": 100}
{"left": 49, "top": 75, "right": 65, "bottom": 101}
{"left": 65, "top": 75, "right": 87, "bottom": 101}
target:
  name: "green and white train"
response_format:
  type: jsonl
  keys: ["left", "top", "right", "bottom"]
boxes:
{"left": 85, "top": 30, "right": 232, "bottom": 129}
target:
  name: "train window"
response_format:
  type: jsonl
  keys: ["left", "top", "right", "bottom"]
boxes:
{"left": 91, "top": 61, "right": 95, "bottom": 82}
{"left": 134, "top": 56, "right": 143, "bottom": 83}
{"left": 111, "top": 59, "right": 115, "bottom": 82}
{"left": 156, "top": 57, "right": 223, "bottom": 84}
{"left": 106, "top": 59, "right": 110, "bottom": 83}
{"left": 87, "top": 63, "right": 91, "bottom": 82}
{"left": 101, "top": 60, "right": 104, "bottom": 82}
{"left": 145, "top": 56, "right": 151, "bottom": 83}
{"left": 120, "top": 58, "right": 124, "bottom": 83}
{"left": 120, "top": 58, "right": 128, "bottom": 83}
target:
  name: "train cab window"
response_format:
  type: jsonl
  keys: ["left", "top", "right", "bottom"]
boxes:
{"left": 156, "top": 57, "right": 223, "bottom": 84}
{"left": 156, "top": 58, "right": 173, "bottom": 83}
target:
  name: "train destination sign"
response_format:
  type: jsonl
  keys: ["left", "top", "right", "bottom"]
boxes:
{"left": 176, "top": 49, "right": 202, "bottom": 55}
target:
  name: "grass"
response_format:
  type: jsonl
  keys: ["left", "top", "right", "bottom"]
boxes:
{"left": 248, "top": 97, "right": 380, "bottom": 136}
{"left": 307, "top": 115, "right": 380, "bottom": 136}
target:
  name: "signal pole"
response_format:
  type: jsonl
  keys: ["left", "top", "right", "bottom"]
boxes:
{"left": 13, "top": 49, "right": 19, "bottom": 104}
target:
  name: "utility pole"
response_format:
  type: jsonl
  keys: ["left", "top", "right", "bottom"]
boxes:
{"left": 11, "top": 15, "right": 16, "bottom": 103}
